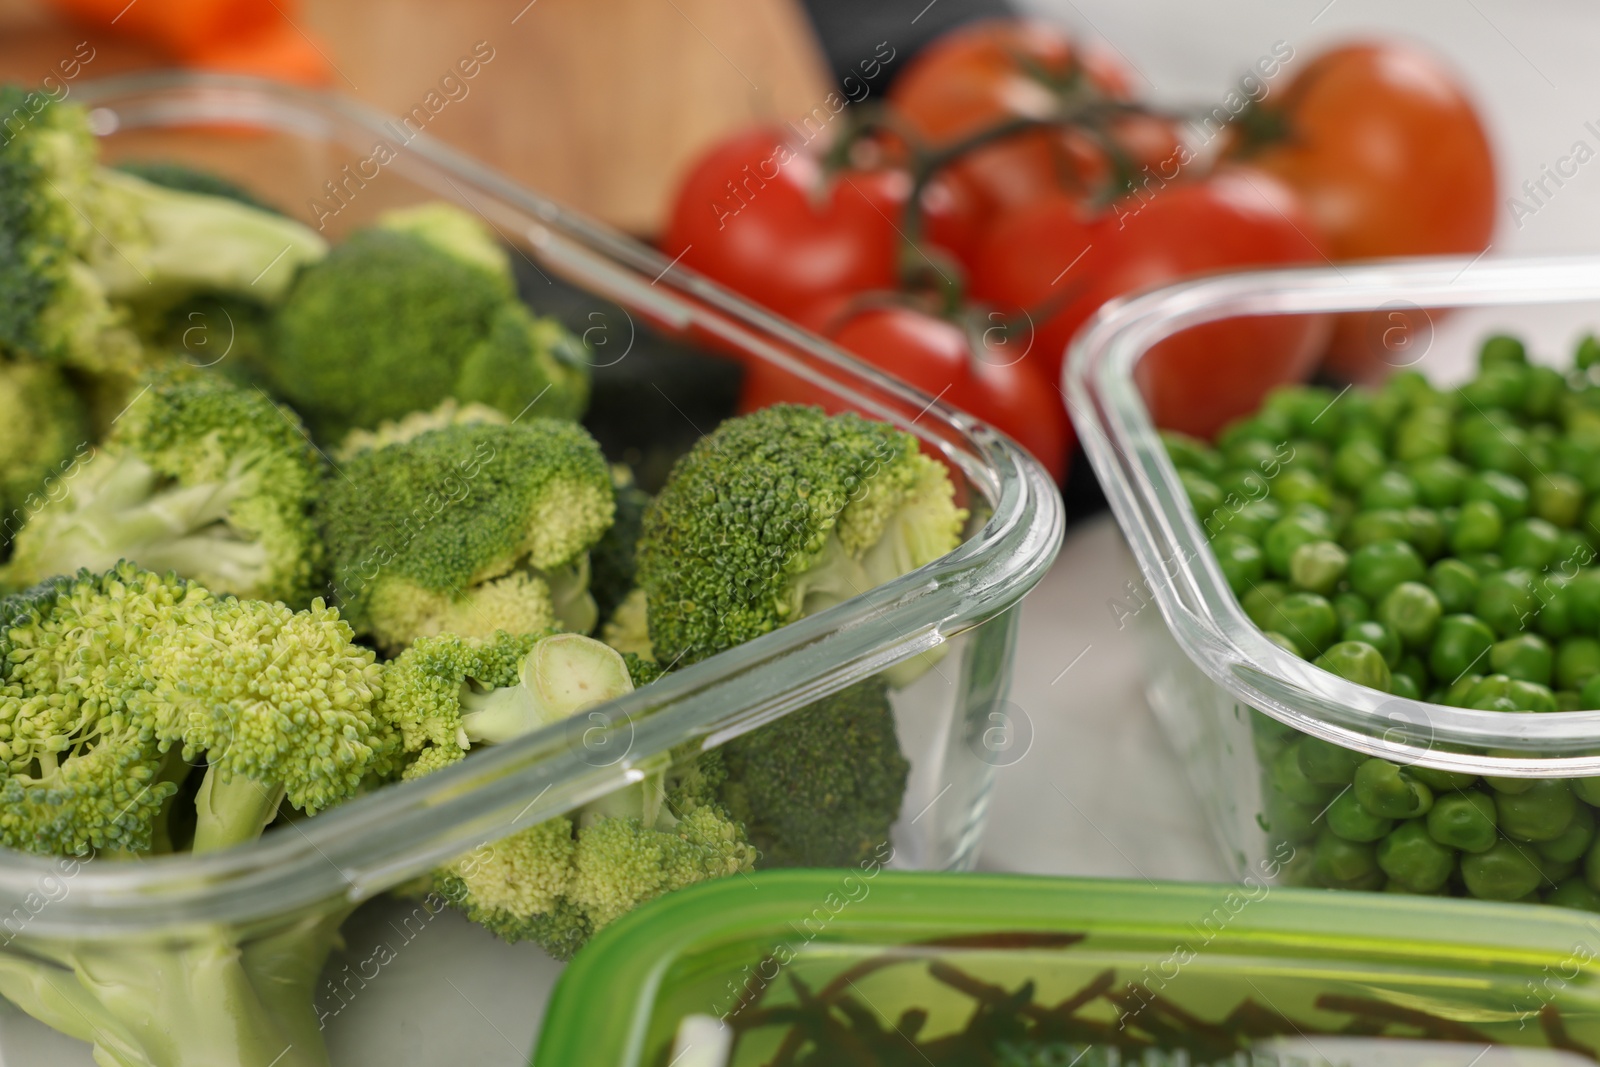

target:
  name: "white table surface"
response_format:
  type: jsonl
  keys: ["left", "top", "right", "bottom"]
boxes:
{"left": 9, "top": 0, "right": 1600, "bottom": 1062}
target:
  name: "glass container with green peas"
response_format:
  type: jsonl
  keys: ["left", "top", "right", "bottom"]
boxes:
{"left": 1153, "top": 332, "right": 1600, "bottom": 908}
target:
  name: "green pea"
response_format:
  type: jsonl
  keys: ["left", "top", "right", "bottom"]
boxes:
{"left": 1490, "top": 633, "right": 1555, "bottom": 687}
{"left": 1388, "top": 673, "right": 1422, "bottom": 699}
{"left": 1448, "top": 499, "right": 1504, "bottom": 555}
{"left": 1263, "top": 631, "right": 1302, "bottom": 657}
{"left": 1361, "top": 470, "right": 1420, "bottom": 511}
{"left": 1409, "top": 455, "right": 1470, "bottom": 508}
{"left": 1427, "top": 790, "right": 1498, "bottom": 853}
{"left": 1538, "top": 854, "right": 1579, "bottom": 885}
{"left": 1349, "top": 539, "right": 1426, "bottom": 602}
{"left": 1443, "top": 672, "right": 1485, "bottom": 707}
{"left": 1534, "top": 574, "right": 1574, "bottom": 640}
{"left": 1393, "top": 409, "right": 1452, "bottom": 463}
{"left": 1568, "top": 571, "right": 1600, "bottom": 631}
{"left": 1288, "top": 540, "right": 1347, "bottom": 596}
{"left": 1297, "top": 736, "right": 1365, "bottom": 786}
{"left": 1325, "top": 789, "right": 1394, "bottom": 842}
{"left": 1524, "top": 365, "right": 1568, "bottom": 421}
{"left": 1229, "top": 499, "right": 1284, "bottom": 543}
{"left": 1582, "top": 675, "right": 1600, "bottom": 710}
{"left": 1219, "top": 410, "right": 1292, "bottom": 449}
{"left": 1355, "top": 759, "right": 1434, "bottom": 819}
{"left": 1314, "top": 641, "right": 1392, "bottom": 692}
{"left": 1536, "top": 803, "right": 1595, "bottom": 863}
{"left": 1224, "top": 437, "right": 1280, "bottom": 473}
{"left": 1557, "top": 690, "right": 1583, "bottom": 711}
{"left": 1377, "top": 819, "right": 1457, "bottom": 893}
{"left": 1271, "top": 743, "right": 1334, "bottom": 806}
{"left": 1456, "top": 552, "right": 1503, "bottom": 576}
{"left": 1332, "top": 592, "right": 1370, "bottom": 631}
{"left": 1163, "top": 431, "right": 1224, "bottom": 476}
{"left": 1429, "top": 615, "right": 1497, "bottom": 684}
{"left": 1342, "top": 621, "right": 1400, "bottom": 669}
{"left": 1274, "top": 593, "right": 1339, "bottom": 656}
{"left": 1410, "top": 764, "right": 1475, "bottom": 792}
{"left": 1180, "top": 468, "right": 1226, "bottom": 518}
{"left": 1480, "top": 333, "right": 1527, "bottom": 366}
{"left": 1553, "top": 529, "right": 1596, "bottom": 571}
{"left": 1266, "top": 385, "right": 1341, "bottom": 437}
{"left": 1272, "top": 467, "right": 1333, "bottom": 509}
{"left": 1577, "top": 334, "right": 1600, "bottom": 370}
{"left": 1463, "top": 470, "right": 1531, "bottom": 522}
{"left": 1212, "top": 533, "right": 1266, "bottom": 596}
{"left": 1313, "top": 830, "right": 1379, "bottom": 886}
{"left": 1496, "top": 780, "right": 1578, "bottom": 842}
{"left": 1475, "top": 569, "right": 1540, "bottom": 637}
{"left": 1344, "top": 509, "right": 1414, "bottom": 551}
{"left": 1461, "top": 839, "right": 1544, "bottom": 900}
{"left": 1262, "top": 792, "right": 1320, "bottom": 845}
{"left": 1533, "top": 471, "right": 1586, "bottom": 529}
{"left": 1463, "top": 675, "right": 1557, "bottom": 714}
{"left": 1263, "top": 513, "right": 1334, "bottom": 578}
{"left": 1546, "top": 878, "right": 1600, "bottom": 912}
{"left": 1377, "top": 581, "right": 1442, "bottom": 650}
{"left": 1242, "top": 582, "right": 1289, "bottom": 632}
{"left": 1429, "top": 559, "right": 1481, "bottom": 615}
{"left": 1570, "top": 777, "right": 1600, "bottom": 805}
{"left": 1393, "top": 653, "right": 1432, "bottom": 696}
{"left": 1333, "top": 439, "right": 1388, "bottom": 492}
{"left": 1403, "top": 507, "right": 1446, "bottom": 559}
{"left": 1502, "top": 518, "right": 1562, "bottom": 571}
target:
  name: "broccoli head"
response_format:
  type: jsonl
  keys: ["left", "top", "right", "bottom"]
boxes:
{"left": 0, "top": 563, "right": 384, "bottom": 1067}
{"left": 332, "top": 397, "right": 507, "bottom": 463}
{"left": 4, "top": 368, "right": 325, "bottom": 605}
{"left": 0, "top": 88, "right": 326, "bottom": 375}
{"left": 637, "top": 405, "right": 968, "bottom": 666}
{"left": 719, "top": 678, "right": 909, "bottom": 868}
{"left": 0, "top": 359, "right": 89, "bottom": 538}
{"left": 384, "top": 630, "right": 754, "bottom": 959}
{"left": 318, "top": 419, "right": 614, "bottom": 653}
{"left": 265, "top": 204, "right": 590, "bottom": 439}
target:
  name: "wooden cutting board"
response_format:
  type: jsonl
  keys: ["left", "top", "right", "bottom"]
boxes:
{"left": 0, "top": 0, "right": 833, "bottom": 235}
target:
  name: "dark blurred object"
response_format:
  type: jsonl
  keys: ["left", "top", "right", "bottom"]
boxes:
{"left": 511, "top": 260, "right": 744, "bottom": 494}
{"left": 798, "top": 0, "right": 1013, "bottom": 88}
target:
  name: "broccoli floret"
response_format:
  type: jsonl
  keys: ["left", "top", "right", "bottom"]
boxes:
{"left": 0, "top": 563, "right": 385, "bottom": 1067}
{"left": 318, "top": 420, "right": 614, "bottom": 653}
{"left": 265, "top": 205, "right": 590, "bottom": 439}
{"left": 0, "top": 88, "right": 326, "bottom": 375}
{"left": 0, "top": 360, "right": 89, "bottom": 539}
{"left": 385, "top": 630, "right": 753, "bottom": 959}
{"left": 718, "top": 678, "right": 909, "bottom": 867}
{"left": 637, "top": 405, "right": 968, "bottom": 666}
{"left": 4, "top": 368, "right": 325, "bottom": 606}
{"left": 141, "top": 293, "right": 275, "bottom": 385}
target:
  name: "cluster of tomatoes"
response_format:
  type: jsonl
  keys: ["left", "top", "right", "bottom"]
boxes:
{"left": 662, "top": 20, "right": 1496, "bottom": 482}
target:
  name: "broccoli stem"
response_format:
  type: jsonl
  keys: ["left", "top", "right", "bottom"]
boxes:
{"left": 91, "top": 170, "right": 328, "bottom": 304}
{"left": 460, "top": 633, "right": 634, "bottom": 745}
{"left": 191, "top": 770, "right": 286, "bottom": 854}
{"left": 541, "top": 556, "right": 599, "bottom": 635}
{"left": 0, "top": 928, "right": 334, "bottom": 1067}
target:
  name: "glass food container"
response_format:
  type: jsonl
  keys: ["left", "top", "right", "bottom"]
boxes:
{"left": 1067, "top": 255, "right": 1600, "bottom": 900}
{"left": 537, "top": 869, "right": 1600, "bottom": 1066}
{"left": 0, "top": 73, "right": 1063, "bottom": 1064}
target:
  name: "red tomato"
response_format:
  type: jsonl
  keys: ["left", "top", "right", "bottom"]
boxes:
{"left": 1230, "top": 42, "right": 1495, "bottom": 382}
{"left": 740, "top": 304, "right": 1073, "bottom": 482}
{"left": 661, "top": 128, "right": 906, "bottom": 321}
{"left": 971, "top": 169, "right": 1331, "bottom": 439}
{"left": 887, "top": 18, "right": 1182, "bottom": 262}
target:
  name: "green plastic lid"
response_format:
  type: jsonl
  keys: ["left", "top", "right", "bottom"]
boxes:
{"left": 536, "top": 870, "right": 1600, "bottom": 1066}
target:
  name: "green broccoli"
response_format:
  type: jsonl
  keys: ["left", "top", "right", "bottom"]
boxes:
{"left": 0, "top": 359, "right": 89, "bottom": 540}
{"left": 383, "top": 630, "right": 754, "bottom": 960}
{"left": 719, "top": 678, "right": 909, "bottom": 868}
{"left": 0, "top": 562, "right": 385, "bottom": 1067}
{"left": 0, "top": 88, "right": 326, "bottom": 375}
{"left": 265, "top": 204, "right": 590, "bottom": 439}
{"left": 601, "top": 587, "right": 653, "bottom": 661}
{"left": 637, "top": 404, "right": 968, "bottom": 666}
{"left": 318, "top": 419, "right": 614, "bottom": 653}
{"left": 4, "top": 368, "right": 325, "bottom": 606}
{"left": 331, "top": 396, "right": 509, "bottom": 463}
